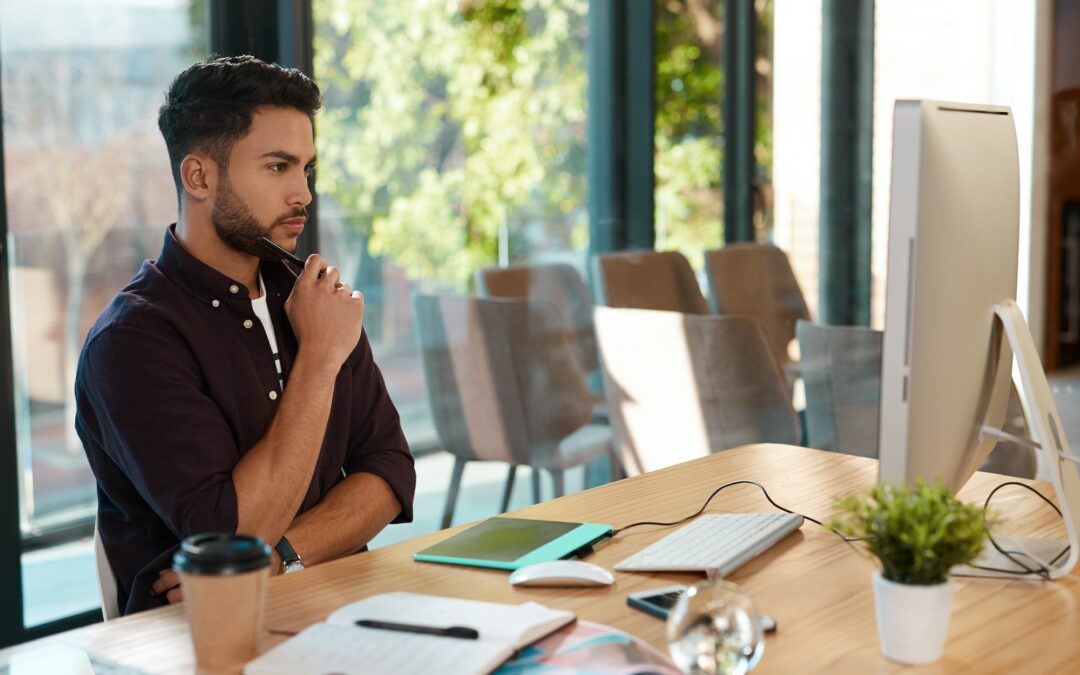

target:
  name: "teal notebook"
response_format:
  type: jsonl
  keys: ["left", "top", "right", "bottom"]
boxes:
{"left": 413, "top": 517, "right": 613, "bottom": 570}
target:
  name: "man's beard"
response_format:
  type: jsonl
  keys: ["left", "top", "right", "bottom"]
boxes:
{"left": 211, "top": 178, "right": 304, "bottom": 259}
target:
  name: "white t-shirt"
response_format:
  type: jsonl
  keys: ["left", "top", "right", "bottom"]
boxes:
{"left": 250, "top": 274, "right": 284, "bottom": 390}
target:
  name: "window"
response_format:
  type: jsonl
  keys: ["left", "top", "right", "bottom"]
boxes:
{"left": 654, "top": 0, "right": 725, "bottom": 261}
{"left": 313, "top": 0, "right": 589, "bottom": 544}
{"left": 1, "top": 0, "right": 206, "bottom": 628}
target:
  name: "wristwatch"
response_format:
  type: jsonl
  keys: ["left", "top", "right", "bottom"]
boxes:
{"left": 275, "top": 536, "right": 305, "bottom": 574}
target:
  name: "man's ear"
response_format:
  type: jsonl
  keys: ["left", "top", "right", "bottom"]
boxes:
{"left": 179, "top": 153, "right": 219, "bottom": 202}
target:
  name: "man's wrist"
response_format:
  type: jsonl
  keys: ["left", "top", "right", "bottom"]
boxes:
{"left": 275, "top": 535, "right": 305, "bottom": 574}
{"left": 292, "top": 348, "right": 344, "bottom": 383}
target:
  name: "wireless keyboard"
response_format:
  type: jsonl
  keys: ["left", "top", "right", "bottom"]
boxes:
{"left": 614, "top": 512, "right": 804, "bottom": 577}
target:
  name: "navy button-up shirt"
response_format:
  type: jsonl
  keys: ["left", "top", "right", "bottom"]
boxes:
{"left": 75, "top": 225, "right": 415, "bottom": 615}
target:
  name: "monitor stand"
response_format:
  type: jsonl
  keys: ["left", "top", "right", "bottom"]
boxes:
{"left": 954, "top": 299, "right": 1080, "bottom": 580}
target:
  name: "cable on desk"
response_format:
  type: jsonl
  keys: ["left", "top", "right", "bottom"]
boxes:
{"left": 611, "top": 479, "right": 862, "bottom": 543}
{"left": 966, "top": 480, "right": 1069, "bottom": 580}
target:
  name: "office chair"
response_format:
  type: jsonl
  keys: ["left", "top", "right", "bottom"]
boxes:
{"left": 475, "top": 263, "right": 607, "bottom": 424}
{"left": 414, "top": 293, "right": 619, "bottom": 528}
{"left": 94, "top": 517, "right": 121, "bottom": 620}
{"left": 591, "top": 250, "right": 709, "bottom": 314}
{"left": 797, "top": 320, "right": 1036, "bottom": 476}
{"left": 796, "top": 321, "right": 882, "bottom": 457}
{"left": 705, "top": 243, "right": 810, "bottom": 380}
{"left": 594, "top": 307, "right": 799, "bottom": 476}
{"left": 475, "top": 263, "right": 599, "bottom": 375}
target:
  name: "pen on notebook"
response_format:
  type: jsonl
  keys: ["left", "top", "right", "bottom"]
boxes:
{"left": 355, "top": 619, "right": 479, "bottom": 640}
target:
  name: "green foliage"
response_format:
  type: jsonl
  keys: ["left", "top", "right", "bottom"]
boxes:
{"left": 829, "top": 480, "right": 991, "bottom": 586}
{"left": 654, "top": 0, "right": 724, "bottom": 260}
{"left": 313, "top": 0, "right": 587, "bottom": 290}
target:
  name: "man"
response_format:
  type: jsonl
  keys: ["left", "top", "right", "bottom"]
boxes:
{"left": 75, "top": 55, "right": 415, "bottom": 615}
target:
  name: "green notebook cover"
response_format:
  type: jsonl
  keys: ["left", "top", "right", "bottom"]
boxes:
{"left": 413, "top": 517, "right": 613, "bottom": 570}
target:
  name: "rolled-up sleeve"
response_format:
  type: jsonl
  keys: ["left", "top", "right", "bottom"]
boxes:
{"left": 342, "top": 332, "right": 416, "bottom": 524}
{"left": 78, "top": 324, "right": 240, "bottom": 537}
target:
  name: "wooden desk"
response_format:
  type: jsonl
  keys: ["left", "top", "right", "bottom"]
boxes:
{"left": 2, "top": 444, "right": 1078, "bottom": 673}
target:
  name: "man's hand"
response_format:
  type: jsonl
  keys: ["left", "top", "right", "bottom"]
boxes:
{"left": 283, "top": 254, "right": 365, "bottom": 369}
{"left": 151, "top": 569, "right": 183, "bottom": 604}
{"left": 150, "top": 551, "right": 282, "bottom": 605}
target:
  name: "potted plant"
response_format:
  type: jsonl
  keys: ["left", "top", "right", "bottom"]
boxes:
{"left": 830, "top": 480, "right": 991, "bottom": 666}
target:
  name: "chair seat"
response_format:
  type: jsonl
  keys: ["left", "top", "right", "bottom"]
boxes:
{"left": 550, "top": 424, "right": 613, "bottom": 470}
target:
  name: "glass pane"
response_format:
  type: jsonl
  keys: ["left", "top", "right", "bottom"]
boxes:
{"left": 654, "top": 0, "right": 724, "bottom": 265}
{"left": 313, "top": 0, "right": 590, "bottom": 546}
{"left": 1, "top": 0, "right": 206, "bottom": 627}
{"left": 872, "top": 0, "right": 1037, "bottom": 329}
{"left": 771, "top": 0, "right": 822, "bottom": 318}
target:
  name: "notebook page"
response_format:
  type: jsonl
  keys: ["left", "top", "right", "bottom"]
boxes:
{"left": 243, "top": 623, "right": 508, "bottom": 675}
{"left": 326, "top": 592, "right": 574, "bottom": 647}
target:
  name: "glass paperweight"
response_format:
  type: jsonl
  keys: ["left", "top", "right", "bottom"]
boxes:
{"left": 665, "top": 580, "right": 765, "bottom": 675}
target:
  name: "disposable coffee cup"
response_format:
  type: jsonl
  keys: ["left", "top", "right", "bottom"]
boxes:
{"left": 173, "top": 533, "right": 272, "bottom": 670}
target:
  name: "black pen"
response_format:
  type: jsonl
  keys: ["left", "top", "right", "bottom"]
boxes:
{"left": 256, "top": 236, "right": 325, "bottom": 279}
{"left": 257, "top": 235, "right": 306, "bottom": 267}
{"left": 355, "top": 619, "right": 479, "bottom": 640}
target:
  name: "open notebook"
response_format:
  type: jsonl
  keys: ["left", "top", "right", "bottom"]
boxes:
{"left": 244, "top": 592, "right": 575, "bottom": 675}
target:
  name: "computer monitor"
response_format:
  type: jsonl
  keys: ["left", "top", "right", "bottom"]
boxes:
{"left": 877, "top": 100, "right": 1080, "bottom": 578}
{"left": 878, "top": 100, "right": 1019, "bottom": 489}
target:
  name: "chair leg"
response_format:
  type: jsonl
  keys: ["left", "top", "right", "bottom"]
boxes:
{"left": 609, "top": 448, "right": 623, "bottom": 481}
{"left": 531, "top": 468, "right": 542, "bottom": 504}
{"left": 551, "top": 469, "right": 565, "bottom": 499}
{"left": 442, "top": 457, "right": 467, "bottom": 530}
{"left": 500, "top": 465, "right": 517, "bottom": 513}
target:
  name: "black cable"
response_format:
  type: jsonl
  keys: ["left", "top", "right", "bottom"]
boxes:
{"left": 966, "top": 481, "right": 1070, "bottom": 580}
{"left": 612, "top": 479, "right": 860, "bottom": 542}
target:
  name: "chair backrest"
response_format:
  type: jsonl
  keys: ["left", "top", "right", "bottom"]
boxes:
{"left": 705, "top": 244, "right": 810, "bottom": 367}
{"left": 413, "top": 293, "right": 593, "bottom": 467}
{"left": 796, "top": 321, "right": 883, "bottom": 458}
{"left": 594, "top": 307, "right": 799, "bottom": 476}
{"left": 475, "top": 263, "right": 599, "bottom": 373}
{"left": 94, "top": 517, "right": 121, "bottom": 620}
{"left": 591, "top": 250, "right": 709, "bottom": 314}
{"left": 797, "top": 319, "right": 1035, "bottom": 476}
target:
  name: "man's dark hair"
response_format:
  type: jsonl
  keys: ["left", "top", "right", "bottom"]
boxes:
{"left": 158, "top": 55, "right": 323, "bottom": 199}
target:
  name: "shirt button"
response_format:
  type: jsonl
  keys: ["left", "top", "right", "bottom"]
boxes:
{"left": 243, "top": 319, "right": 254, "bottom": 329}
{"left": 229, "top": 284, "right": 240, "bottom": 294}
{"left": 269, "top": 391, "right": 278, "bottom": 401}
{"left": 211, "top": 299, "right": 220, "bottom": 308}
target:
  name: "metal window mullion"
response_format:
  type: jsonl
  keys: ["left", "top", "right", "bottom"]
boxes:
{"left": 0, "top": 31, "right": 27, "bottom": 649}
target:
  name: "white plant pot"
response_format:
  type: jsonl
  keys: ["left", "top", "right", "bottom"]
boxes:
{"left": 872, "top": 570, "right": 955, "bottom": 666}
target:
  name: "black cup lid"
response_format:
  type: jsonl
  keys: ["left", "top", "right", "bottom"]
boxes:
{"left": 172, "top": 533, "right": 271, "bottom": 576}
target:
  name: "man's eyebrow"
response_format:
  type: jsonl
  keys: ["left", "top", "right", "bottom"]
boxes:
{"left": 257, "top": 151, "right": 317, "bottom": 165}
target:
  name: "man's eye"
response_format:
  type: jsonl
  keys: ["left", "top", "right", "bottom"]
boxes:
{"left": 269, "top": 163, "right": 286, "bottom": 172}
{"left": 304, "top": 165, "right": 316, "bottom": 177}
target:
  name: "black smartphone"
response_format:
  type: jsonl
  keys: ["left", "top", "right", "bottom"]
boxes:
{"left": 626, "top": 584, "right": 777, "bottom": 633}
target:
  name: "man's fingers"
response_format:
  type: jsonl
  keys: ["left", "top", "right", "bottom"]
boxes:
{"left": 151, "top": 570, "right": 180, "bottom": 596}
{"left": 166, "top": 587, "right": 183, "bottom": 604}
{"left": 302, "top": 254, "right": 327, "bottom": 280}
{"left": 322, "top": 266, "right": 341, "bottom": 288}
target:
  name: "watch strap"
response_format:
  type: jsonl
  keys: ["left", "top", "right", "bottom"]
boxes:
{"left": 275, "top": 536, "right": 302, "bottom": 567}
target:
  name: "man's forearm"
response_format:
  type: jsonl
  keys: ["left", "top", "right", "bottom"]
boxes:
{"left": 232, "top": 349, "right": 340, "bottom": 547}
{"left": 280, "top": 472, "right": 402, "bottom": 568}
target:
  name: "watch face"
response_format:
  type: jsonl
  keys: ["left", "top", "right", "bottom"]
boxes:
{"left": 283, "top": 560, "right": 305, "bottom": 574}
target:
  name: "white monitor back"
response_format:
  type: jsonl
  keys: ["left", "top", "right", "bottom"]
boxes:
{"left": 878, "top": 100, "right": 1019, "bottom": 489}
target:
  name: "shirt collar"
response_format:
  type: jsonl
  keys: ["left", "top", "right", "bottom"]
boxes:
{"left": 155, "top": 224, "right": 297, "bottom": 303}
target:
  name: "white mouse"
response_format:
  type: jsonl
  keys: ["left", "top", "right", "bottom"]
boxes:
{"left": 508, "top": 560, "right": 615, "bottom": 587}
